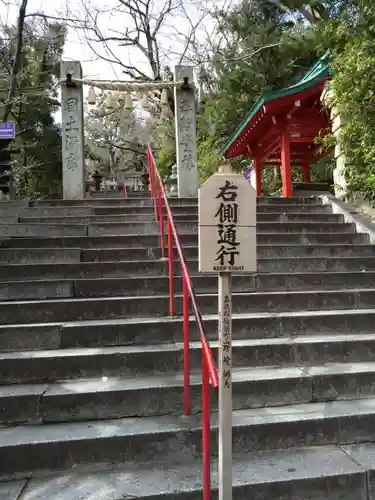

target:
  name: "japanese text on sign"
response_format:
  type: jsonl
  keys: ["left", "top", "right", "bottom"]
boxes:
{"left": 215, "top": 180, "right": 240, "bottom": 269}
{"left": 198, "top": 169, "right": 257, "bottom": 274}
{"left": 222, "top": 294, "right": 232, "bottom": 388}
{"left": 0, "top": 122, "right": 15, "bottom": 140}
{"left": 63, "top": 97, "right": 79, "bottom": 172}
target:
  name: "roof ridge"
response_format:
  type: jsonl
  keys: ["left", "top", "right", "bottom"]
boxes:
{"left": 222, "top": 52, "right": 332, "bottom": 156}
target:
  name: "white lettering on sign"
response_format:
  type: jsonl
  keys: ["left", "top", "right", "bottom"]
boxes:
{"left": 213, "top": 265, "right": 244, "bottom": 272}
{"left": 198, "top": 171, "right": 257, "bottom": 273}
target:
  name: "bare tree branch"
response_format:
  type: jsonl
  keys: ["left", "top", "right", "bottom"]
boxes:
{"left": 24, "top": 12, "right": 87, "bottom": 29}
{"left": 70, "top": 0, "right": 210, "bottom": 82}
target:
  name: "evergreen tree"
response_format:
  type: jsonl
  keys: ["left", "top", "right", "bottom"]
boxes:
{"left": 0, "top": 20, "right": 66, "bottom": 199}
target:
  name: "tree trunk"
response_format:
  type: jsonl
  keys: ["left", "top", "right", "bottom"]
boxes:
{"left": 2, "top": 0, "right": 29, "bottom": 123}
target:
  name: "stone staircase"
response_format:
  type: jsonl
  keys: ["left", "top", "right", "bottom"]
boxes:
{"left": 1, "top": 195, "right": 375, "bottom": 498}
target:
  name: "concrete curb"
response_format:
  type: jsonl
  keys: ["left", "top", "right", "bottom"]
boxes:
{"left": 320, "top": 194, "right": 375, "bottom": 244}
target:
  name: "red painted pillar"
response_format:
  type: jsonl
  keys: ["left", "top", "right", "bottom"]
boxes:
{"left": 280, "top": 133, "right": 293, "bottom": 198}
{"left": 254, "top": 157, "right": 262, "bottom": 196}
{"left": 302, "top": 164, "right": 311, "bottom": 183}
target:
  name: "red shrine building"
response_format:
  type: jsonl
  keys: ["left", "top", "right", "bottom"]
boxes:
{"left": 223, "top": 54, "right": 332, "bottom": 197}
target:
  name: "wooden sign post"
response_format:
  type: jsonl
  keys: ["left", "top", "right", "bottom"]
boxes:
{"left": 198, "top": 163, "right": 257, "bottom": 500}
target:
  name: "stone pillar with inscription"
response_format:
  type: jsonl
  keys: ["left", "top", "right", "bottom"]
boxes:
{"left": 61, "top": 61, "right": 85, "bottom": 200}
{"left": 174, "top": 66, "right": 199, "bottom": 198}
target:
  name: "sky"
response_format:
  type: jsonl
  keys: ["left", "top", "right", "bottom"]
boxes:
{"left": 0, "top": 0, "right": 225, "bottom": 81}
{"left": 1, "top": 0, "right": 106, "bottom": 78}
{"left": 0, "top": 0, "right": 231, "bottom": 126}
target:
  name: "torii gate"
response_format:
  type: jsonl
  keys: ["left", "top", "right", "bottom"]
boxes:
{"left": 223, "top": 54, "right": 332, "bottom": 197}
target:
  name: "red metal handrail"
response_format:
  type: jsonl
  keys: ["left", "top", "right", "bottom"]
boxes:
{"left": 146, "top": 144, "right": 218, "bottom": 500}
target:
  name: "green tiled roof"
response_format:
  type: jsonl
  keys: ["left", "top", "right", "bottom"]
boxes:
{"left": 223, "top": 52, "right": 331, "bottom": 155}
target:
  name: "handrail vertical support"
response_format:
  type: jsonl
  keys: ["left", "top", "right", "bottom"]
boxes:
{"left": 158, "top": 182, "right": 165, "bottom": 258}
{"left": 202, "top": 348, "right": 211, "bottom": 500}
{"left": 183, "top": 276, "right": 190, "bottom": 415}
{"left": 167, "top": 218, "right": 174, "bottom": 317}
{"left": 147, "top": 149, "right": 158, "bottom": 221}
{"left": 146, "top": 144, "right": 218, "bottom": 500}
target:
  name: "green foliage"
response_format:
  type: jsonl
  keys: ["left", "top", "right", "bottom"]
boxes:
{"left": 156, "top": 0, "right": 329, "bottom": 185}
{"left": 194, "top": 0, "right": 322, "bottom": 183}
{"left": 147, "top": 0, "right": 375, "bottom": 199}
{"left": 321, "top": 1, "right": 375, "bottom": 202}
{"left": 310, "top": 154, "right": 335, "bottom": 182}
{"left": 154, "top": 118, "right": 176, "bottom": 180}
{"left": 197, "top": 135, "right": 223, "bottom": 182}
{"left": 0, "top": 21, "right": 66, "bottom": 199}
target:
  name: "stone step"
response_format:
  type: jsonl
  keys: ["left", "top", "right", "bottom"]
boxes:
{"left": 1, "top": 308, "right": 374, "bottom": 352}
{"left": 92, "top": 203, "right": 332, "bottom": 215}
{"left": 0, "top": 260, "right": 170, "bottom": 280}
{"left": 20, "top": 207, "right": 94, "bottom": 217}
{"left": 3, "top": 360, "right": 375, "bottom": 425}
{"left": 69, "top": 270, "right": 375, "bottom": 296}
{"left": 0, "top": 221, "right": 355, "bottom": 237}
{"left": 81, "top": 244, "right": 375, "bottom": 262}
{"left": 3, "top": 243, "right": 373, "bottom": 265}
{"left": 1, "top": 256, "right": 375, "bottom": 281}
{"left": 88, "top": 221, "right": 358, "bottom": 236}
{"left": 257, "top": 196, "right": 323, "bottom": 205}
{"left": 1, "top": 231, "right": 369, "bottom": 248}
{"left": 99, "top": 203, "right": 332, "bottom": 214}
{"left": 0, "top": 215, "right": 18, "bottom": 223}
{"left": 0, "top": 248, "right": 82, "bottom": 264}
{"left": 0, "top": 234, "right": 173, "bottom": 249}
{"left": 96, "top": 203, "right": 332, "bottom": 216}
{"left": 1, "top": 288, "right": 375, "bottom": 325}
{"left": 18, "top": 212, "right": 344, "bottom": 225}
{"left": 0, "top": 279, "right": 74, "bottom": 300}
{"left": 2, "top": 192, "right": 373, "bottom": 493}
{"left": 0, "top": 203, "right": 333, "bottom": 218}
{"left": 57, "top": 308, "right": 375, "bottom": 348}
{"left": 0, "top": 223, "right": 88, "bottom": 238}
{"left": 4, "top": 243, "right": 373, "bottom": 265}
{"left": 33, "top": 197, "right": 199, "bottom": 207}
{"left": 237, "top": 212, "right": 343, "bottom": 222}
{"left": 3, "top": 331, "right": 375, "bottom": 384}
{"left": 31, "top": 196, "right": 323, "bottom": 207}
{"left": 18, "top": 215, "right": 151, "bottom": 224}
{"left": 93, "top": 204, "right": 198, "bottom": 215}
{"left": 1, "top": 397, "right": 375, "bottom": 478}
{"left": 2, "top": 271, "right": 375, "bottom": 301}
{"left": 88, "top": 191, "right": 137, "bottom": 198}
{"left": 1, "top": 444, "right": 369, "bottom": 499}
{"left": 0, "top": 200, "right": 28, "bottom": 209}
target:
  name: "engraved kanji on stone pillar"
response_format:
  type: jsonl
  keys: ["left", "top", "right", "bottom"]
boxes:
{"left": 61, "top": 61, "right": 85, "bottom": 200}
{"left": 174, "top": 66, "right": 198, "bottom": 198}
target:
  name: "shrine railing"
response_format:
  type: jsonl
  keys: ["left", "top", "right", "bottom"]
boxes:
{"left": 146, "top": 144, "right": 219, "bottom": 500}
